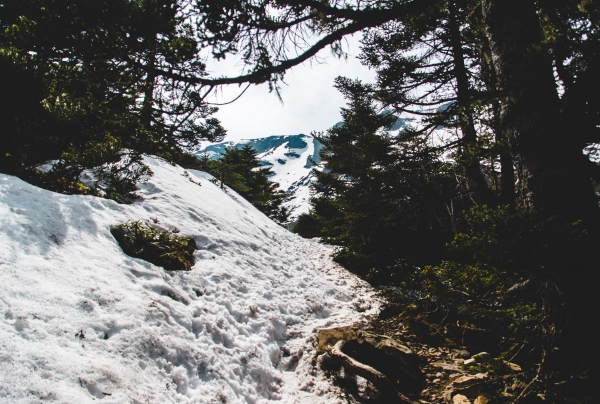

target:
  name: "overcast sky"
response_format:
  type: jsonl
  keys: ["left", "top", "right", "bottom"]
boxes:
{"left": 204, "top": 35, "right": 377, "bottom": 143}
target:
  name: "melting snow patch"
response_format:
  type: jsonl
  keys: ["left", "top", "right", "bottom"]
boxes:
{"left": 0, "top": 156, "right": 380, "bottom": 403}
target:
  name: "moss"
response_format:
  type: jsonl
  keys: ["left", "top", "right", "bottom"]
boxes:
{"left": 111, "top": 220, "right": 197, "bottom": 271}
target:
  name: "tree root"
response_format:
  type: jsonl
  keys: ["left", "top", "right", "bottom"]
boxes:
{"left": 329, "top": 340, "right": 416, "bottom": 404}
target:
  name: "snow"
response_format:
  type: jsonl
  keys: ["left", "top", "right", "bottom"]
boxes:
{"left": 255, "top": 139, "right": 316, "bottom": 219}
{"left": 0, "top": 156, "right": 380, "bottom": 403}
{"left": 200, "top": 134, "right": 320, "bottom": 220}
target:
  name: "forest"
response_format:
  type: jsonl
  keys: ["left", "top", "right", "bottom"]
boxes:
{"left": 1, "top": 0, "right": 599, "bottom": 402}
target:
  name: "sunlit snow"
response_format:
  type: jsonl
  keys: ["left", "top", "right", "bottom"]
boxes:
{"left": 200, "top": 134, "right": 322, "bottom": 220}
{"left": 0, "top": 156, "right": 380, "bottom": 403}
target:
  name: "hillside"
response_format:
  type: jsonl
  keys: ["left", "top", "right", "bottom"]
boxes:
{"left": 0, "top": 156, "right": 380, "bottom": 403}
{"left": 199, "top": 134, "right": 325, "bottom": 219}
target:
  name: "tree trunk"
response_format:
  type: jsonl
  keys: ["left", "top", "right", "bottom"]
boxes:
{"left": 481, "top": 0, "right": 598, "bottom": 219}
{"left": 496, "top": 107, "right": 515, "bottom": 207}
{"left": 448, "top": 0, "right": 494, "bottom": 206}
{"left": 141, "top": 42, "right": 157, "bottom": 131}
{"left": 476, "top": 14, "right": 516, "bottom": 207}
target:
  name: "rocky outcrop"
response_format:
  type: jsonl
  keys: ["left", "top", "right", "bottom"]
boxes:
{"left": 316, "top": 326, "right": 424, "bottom": 402}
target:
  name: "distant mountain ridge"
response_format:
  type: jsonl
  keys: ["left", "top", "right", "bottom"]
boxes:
{"left": 198, "top": 134, "right": 324, "bottom": 219}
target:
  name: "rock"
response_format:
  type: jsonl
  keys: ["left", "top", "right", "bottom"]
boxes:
{"left": 463, "top": 358, "right": 475, "bottom": 366}
{"left": 316, "top": 326, "right": 357, "bottom": 357}
{"left": 431, "top": 362, "right": 462, "bottom": 372}
{"left": 504, "top": 361, "right": 522, "bottom": 372}
{"left": 450, "top": 374, "right": 488, "bottom": 398}
{"left": 343, "top": 330, "right": 425, "bottom": 390}
{"left": 317, "top": 326, "right": 424, "bottom": 398}
{"left": 474, "top": 396, "right": 489, "bottom": 404}
{"left": 451, "top": 349, "right": 470, "bottom": 359}
{"left": 452, "top": 376, "right": 481, "bottom": 388}
{"left": 471, "top": 352, "right": 490, "bottom": 363}
{"left": 436, "top": 372, "right": 444, "bottom": 378}
{"left": 329, "top": 340, "right": 415, "bottom": 404}
{"left": 457, "top": 373, "right": 487, "bottom": 384}
{"left": 453, "top": 394, "right": 471, "bottom": 404}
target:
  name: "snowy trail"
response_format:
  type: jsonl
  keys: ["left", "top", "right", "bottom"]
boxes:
{"left": 0, "top": 157, "right": 380, "bottom": 403}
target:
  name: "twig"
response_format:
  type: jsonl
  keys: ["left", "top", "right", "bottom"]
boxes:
{"left": 511, "top": 350, "right": 545, "bottom": 403}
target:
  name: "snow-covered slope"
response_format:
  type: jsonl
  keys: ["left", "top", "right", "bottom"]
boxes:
{"left": 0, "top": 157, "right": 379, "bottom": 403}
{"left": 200, "top": 134, "right": 324, "bottom": 219}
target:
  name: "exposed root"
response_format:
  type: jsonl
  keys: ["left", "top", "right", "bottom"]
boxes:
{"left": 329, "top": 340, "right": 416, "bottom": 404}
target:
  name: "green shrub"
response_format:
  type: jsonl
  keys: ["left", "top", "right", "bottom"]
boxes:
{"left": 24, "top": 140, "right": 152, "bottom": 204}
{"left": 291, "top": 212, "right": 322, "bottom": 238}
{"left": 111, "top": 220, "right": 197, "bottom": 271}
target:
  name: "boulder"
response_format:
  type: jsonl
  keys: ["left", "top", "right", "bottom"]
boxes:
{"left": 431, "top": 362, "right": 463, "bottom": 372}
{"left": 316, "top": 326, "right": 357, "bottom": 357}
{"left": 343, "top": 330, "right": 425, "bottom": 390}
{"left": 471, "top": 352, "right": 491, "bottom": 363}
{"left": 453, "top": 394, "right": 471, "bottom": 404}
{"left": 329, "top": 340, "right": 415, "bottom": 404}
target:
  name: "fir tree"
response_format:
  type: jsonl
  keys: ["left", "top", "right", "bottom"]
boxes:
{"left": 294, "top": 78, "right": 456, "bottom": 272}
{"left": 208, "top": 144, "right": 290, "bottom": 225}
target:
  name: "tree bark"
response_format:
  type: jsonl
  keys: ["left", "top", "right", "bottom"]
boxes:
{"left": 481, "top": 0, "right": 598, "bottom": 219}
{"left": 141, "top": 38, "right": 158, "bottom": 131}
{"left": 448, "top": 0, "right": 494, "bottom": 206}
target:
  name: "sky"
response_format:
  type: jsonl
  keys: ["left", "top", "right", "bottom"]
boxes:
{"left": 204, "top": 35, "right": 377, "bottom": 143}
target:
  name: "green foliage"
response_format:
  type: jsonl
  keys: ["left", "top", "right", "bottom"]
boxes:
{"left": 92, "top": 152, "right": 153, "bottom": 204}
{"left": 111, "top": 220, "right": 197, "bottom": 271}
{"left": 205, "top": 144, "right": 290, "bottom": 225}
{"left": 208, "top": 158, "right": 251, "bottom": 193}
{"left": 0, "top": 0, "right": 226, "bottom": 200}
{"left": 173, "top": 152, "right": 212, "bottom": 172}
{"left": 462, "top": 353, "right": 512, "bottom": 376}
{"left": 291, "top": 213, "right": 322, "bottom": 238}
{"left": 394, "top": 203, "right": 600, "bottom": 392}
{"left": 293, "top": 79, "right": 458, "bottom": 274}
{"left": 24, "top": 140, "right": 153, "bottom": 203}
{"left": 423, "top": 261, "right": 505, "bottom": 299}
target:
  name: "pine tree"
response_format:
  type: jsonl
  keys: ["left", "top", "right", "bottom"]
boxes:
{"left": 294, "top": 79, "right": 456, "bottom": 273}
{"left": 0, "top": 0, "right": 226, "bottom": 200}
{"left": 207, "top": 144, "right": 290, "bottom": 225}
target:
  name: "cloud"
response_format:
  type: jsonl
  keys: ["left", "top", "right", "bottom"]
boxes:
{"left": 205, "top": 35, "right": 376, "bottom": 142}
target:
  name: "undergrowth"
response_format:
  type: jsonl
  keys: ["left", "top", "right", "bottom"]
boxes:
{"left": 23, "top": 142, "right": 152, "bottom": 204}
{"left": 111, "top": 220, "right": 197, "bottom": 271}
{"left": 366, "top": 205, "right": 599, "bottom": 403}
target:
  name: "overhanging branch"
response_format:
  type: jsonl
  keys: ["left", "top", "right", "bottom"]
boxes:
{"left": 142, "top": 0, "right": 441, "bottom": 87}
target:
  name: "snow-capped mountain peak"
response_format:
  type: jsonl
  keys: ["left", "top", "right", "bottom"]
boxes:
{"left": 199, "top": 134, "right": 324, "bottom": 219}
